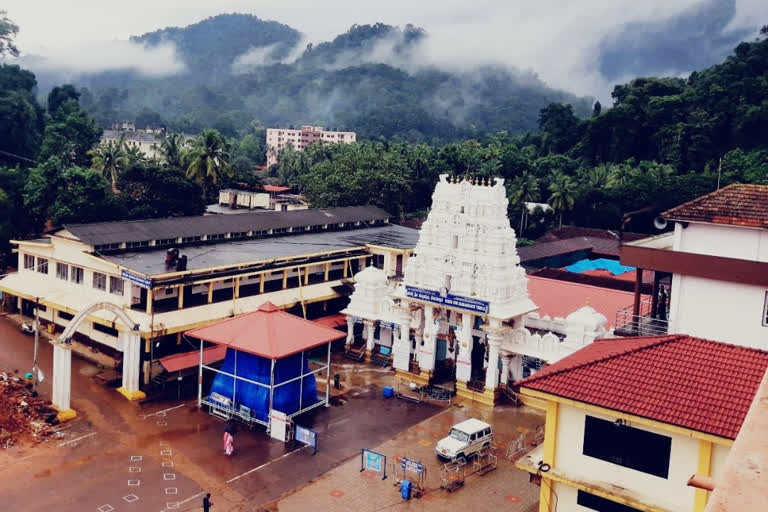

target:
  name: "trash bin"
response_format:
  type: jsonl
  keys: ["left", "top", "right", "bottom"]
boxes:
{"left": 47, "top": 323, "right": 55, "bottom": 334}
{"left": 382, "top": 386, "right": 394, "bottom": 398}
{"left": 334, "top": 374, "right": 341, "bottom": 389}
{"left": 400, "top": 479, "right": 412, "bottom": 500}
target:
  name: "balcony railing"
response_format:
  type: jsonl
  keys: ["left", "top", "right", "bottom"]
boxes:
{"left": 615, "top": 307, "right": 669, "bottom": 337}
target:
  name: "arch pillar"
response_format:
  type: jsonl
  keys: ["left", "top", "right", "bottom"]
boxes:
{"left": 51, "top": 340, "right": 76, "bottom": 421}
{"left": 117, "top": 331, "right": 145, "bottom": 401}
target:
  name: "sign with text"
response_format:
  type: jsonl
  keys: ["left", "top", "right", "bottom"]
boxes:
{"left": 121, "top": 270, "right": 153, "bottom": 289}
{"left": 405, "top": 286, "right": 489, "bottom": 314}
{"left": 360, "top": 449, "right": 387, "bottom": 479}
{"left": 400, "top": 457, "right": 424, "bottom": 474}
{"left": 295, "top": 425, "right": 318, "bottom": 454}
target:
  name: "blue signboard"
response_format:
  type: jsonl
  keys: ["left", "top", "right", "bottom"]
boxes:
{"left": 121, "top": 270, "right": 153, "bottom": 289}
{"left": 405, "top": 286, "right": 489, "bottom": 314}
{"left": 400, "top": 457, "right": 424, "bottom": 474}
{"left": 295, "top": 425, "right": 318, "bottom": 454}
{"left": 361, "top": 449, "right": 387, "bottom": 479}
{"left": 379, "top": 321, "right": 397, "bottom": 330}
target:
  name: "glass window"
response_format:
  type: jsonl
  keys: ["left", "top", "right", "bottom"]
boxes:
{"left": 577, "top": 490, "right": 642, "bottom": 512}
{"left": 23, "top": 254, "right": 35, "bottom": 270}
{"left": 70, "top": 266, "right": 84, "bottom": 284}
{"left": 763, "top": 291, "right": 768, "bottom": 327}
{"left": 36, "top": 258, "right": 48, "bottom": 274}
{"left": 583, "top": 415, "right": 671, "bottom": 478}
{"left": 56, "top": 262, "right": 69, "bottom": 280}
{"left": 109, "top": 276, "right": 124, "bottom": 296}
{"left": 449, "top": 429, "right": 469, "bottom": 443}
{"left": 93, "top": 272, "right": 106, "bottom": 291}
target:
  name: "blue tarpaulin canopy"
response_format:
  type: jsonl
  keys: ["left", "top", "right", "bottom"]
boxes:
{"left": 565, "top": 258, "right": 635, "bottom": 276}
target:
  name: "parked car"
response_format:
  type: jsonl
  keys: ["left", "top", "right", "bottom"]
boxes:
{"left": 436, "top": 418, "right": 493, "bottom": 461}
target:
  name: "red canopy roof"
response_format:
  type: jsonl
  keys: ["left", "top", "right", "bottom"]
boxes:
{"left": 263, "top": 185, "right": 291, "bottom": 193}
{"left": 517, "top": 335, "right": 768, "bottom": 439}
{"left": 159, "top": 345, "right": 226, "bottom": 373}
{"left": 312, "top": 313, "right": 347, "bottom": 330}
{"left": 185, "top": 302, "right": 345, "bottom": 359}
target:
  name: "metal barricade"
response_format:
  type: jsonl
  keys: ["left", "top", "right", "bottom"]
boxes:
{"left": 391, "top": 456, "right": 427, "bottom": 497}
{"left": 506, "top": 434, "right": 525, "bottom": 460}
{"left": 440, "top": 456, "right": 467, "bottom": 492}
{"left": 473, "top": 446, "right": 497, "bottom": 475}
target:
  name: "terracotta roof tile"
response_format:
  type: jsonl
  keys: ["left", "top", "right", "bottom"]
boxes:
{"left": 662, "top": 184, "right": 768, "bottom": 228}
{"left": 516, "top": 335, "right": 768, "bottom": 439}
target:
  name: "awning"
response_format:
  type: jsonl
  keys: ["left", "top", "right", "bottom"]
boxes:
{"left": 159, "top": 345, "right": 227, "bottom": 373}
{"left": 313, "top": 313, "right": 347, "bottom": 330}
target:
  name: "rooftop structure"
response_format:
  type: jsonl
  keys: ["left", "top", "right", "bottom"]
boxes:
{"left": 663, "top": 183, "right": 768, "bottom": 228}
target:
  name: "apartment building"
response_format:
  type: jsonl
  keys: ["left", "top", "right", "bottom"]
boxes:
{"left": 266, "top": 125, "right": 356, "bottom": 166}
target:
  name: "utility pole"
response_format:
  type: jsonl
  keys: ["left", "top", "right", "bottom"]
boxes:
{"left": 716, "top": 157, "right": 723, "bottom": 190}
{"left": 32, "top": 297, "right": 40, "bottom": 393}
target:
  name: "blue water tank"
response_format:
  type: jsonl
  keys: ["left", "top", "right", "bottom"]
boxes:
{"left": 401, "top": 479, "right": 412, "bottom": 500}
{"left": 383, "top": 386, "right": 394, "bottom": 398}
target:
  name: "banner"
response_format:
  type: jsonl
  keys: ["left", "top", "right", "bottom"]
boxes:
{"left": 295, "top": 425, "right": 318, "bottom": 454}
{"left": 121, "top": 270, "right": 153, "bottom": 289}
{"left": 405, "top": 286, "right": 489, "bottom": 314}
{"left": 360, "top": 449, "right": 387, "bottom": 479}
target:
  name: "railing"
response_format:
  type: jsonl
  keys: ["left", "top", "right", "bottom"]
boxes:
{"left": 615, "top": 308, "right": 669, "bottom": 337}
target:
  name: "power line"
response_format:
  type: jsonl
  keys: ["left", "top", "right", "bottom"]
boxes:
{"left": 0, "top": 149, "right": 37, "bottom": 164}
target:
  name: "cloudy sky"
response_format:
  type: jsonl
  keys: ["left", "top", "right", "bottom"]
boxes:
{"left": 3, "top": 0, "right": 765, "bottom": 98}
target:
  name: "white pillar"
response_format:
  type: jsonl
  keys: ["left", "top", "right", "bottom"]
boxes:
{"left": 456, "top": 313, "right": 474, "bottom": 382}
{"left": 345, "top": 317, "right": 355, "bottom": 349}
{"left": 52, "top": 342, "right": 72, "bottom": 412}
{"left": 485, "top": 329, "right": 503, "bottom": 390}
{"left": 419, "top": 305, "right": 437, "bottom": 372}
{"left": 364, "top": 319, "right": 376, "bottom": 352}
{"left": 392, "top": 305, "right": 412, "bottom": 371}
{"left": 500, "top": 355, "right": 512, "bottom": 388}
{"left": 119, "top": 331, "right": 145, "bottom": 400}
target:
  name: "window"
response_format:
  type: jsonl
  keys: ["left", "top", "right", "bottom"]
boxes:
{"left": 182, "top": 235, "right": 201, "bottom": 243}
{"left": 583, "top": 415, "right": 671, "bottom": 478}
{"left": 577, "top": 491, "right": 642, "bottom": 512}
{"left": 93, "top": 323, "right": 118, "bottom": 337}
{"left": 763, "top": 291, "right": 768, "bottom": 327}
{"left": 156, "top": 238, "right": 177, "bottom": 246}
{"left": 23, "top": 254, "right": 35, "bottom": 270}
{"left": 36, "top": 258, "right": 48, "bottom": 274}
{"left": 207, "top": 233, "right": 225, "bottom": 241}
{"left": 125, "top": 240, "right": 150, "bottom": 249}
{"left": 452, "top": 235, "right": 459, "bottom": 249}
{"left": 95, "top": 243, "right": 120, "bottom": 252}
{"left": 93, "top": 272, "right": 106, "bottom": 291}
{"left": 70, "top": 266, "right": 84, "bottom": 284}
{"left": 109, "top": 276, "right": 124, "bottom": 296}
{"left": 58, "top": 311, "right": 74, "bottom": 321}
{"left": 56, "top": 262, "right": 69, "bottom": 280}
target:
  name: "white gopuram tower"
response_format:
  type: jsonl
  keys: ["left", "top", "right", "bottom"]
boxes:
{"left": 392, "top": 174, "right": 537, "bottom": 405}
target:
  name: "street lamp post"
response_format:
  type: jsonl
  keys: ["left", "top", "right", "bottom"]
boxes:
{"left": 32, "top": 297, "right": 40, "bottom": 393}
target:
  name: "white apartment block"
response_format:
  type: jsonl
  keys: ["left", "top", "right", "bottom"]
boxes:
{"left": 266, "top": 125, "right": 356, "bottom": 167}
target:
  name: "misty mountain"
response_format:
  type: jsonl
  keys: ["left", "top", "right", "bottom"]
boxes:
{"left": 598, "top": 0, "right": 755, "bottom": 81}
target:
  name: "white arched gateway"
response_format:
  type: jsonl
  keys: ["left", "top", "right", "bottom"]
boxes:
{"left": 52, "top": 302, "right": 143, "bottom": 420}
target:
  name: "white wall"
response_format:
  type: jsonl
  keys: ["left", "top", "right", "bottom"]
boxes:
{"left": 677, "top": 222, "right": 768, "bottom": 262}
{"left": 670, "top": 274, "right": 768, "bottom": 348}
{"left": 555, "top": 405, "right": 700, "bottom": 511}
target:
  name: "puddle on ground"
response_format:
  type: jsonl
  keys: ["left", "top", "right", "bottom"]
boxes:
{"left": 78, "top": 365, "right": 100, "bottom": 377}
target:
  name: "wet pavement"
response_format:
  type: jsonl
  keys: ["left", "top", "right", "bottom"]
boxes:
{"left": 0, "top": 316, "right": 441, "bottom": 511}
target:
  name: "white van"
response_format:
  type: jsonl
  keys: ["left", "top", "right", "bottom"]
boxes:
{"left": 436, "top": 418, "right": 493, "bottom": 460}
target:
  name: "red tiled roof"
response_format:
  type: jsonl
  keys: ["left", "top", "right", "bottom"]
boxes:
{"left": 662, "top": 184, "right": 768, "bottom": 228}
{"left": 159, "top": 345, "right": 226, "bottom": 373}
{"left": 517, "top": 335, "right": 768, "bottom": 439}
{"left": 185, "top": 302, "right": 346, "bottom": 359}
{"left": 527, "top": 276, "right": 643, "bottom": 330}
{"left": 263, "top": 185, "right": 291, "bottom": 193}
{"left": 313, "top": 313, "right": 347, "bottom": 330}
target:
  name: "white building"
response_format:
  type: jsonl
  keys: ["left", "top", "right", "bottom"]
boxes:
{"left": 343, "top": 175, "right": 614, "bottom": 405}
{"left": 516, "top": 334, "right": 768, "bottom": 512}
{"left": 621, "top": 184, "right": 768, "bottom": 348}
{"left": 101, "top": 130, "right": 164, "bottom": 160}
{"left": 266, "top": 125, "right": 356, "bottom": 167}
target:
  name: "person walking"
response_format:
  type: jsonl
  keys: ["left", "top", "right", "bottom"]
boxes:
{"left": 223, "top": 430, "right": 234, "bottom": 456}
{"left": 203, "top": 493, "right": 213, "bottom": 511}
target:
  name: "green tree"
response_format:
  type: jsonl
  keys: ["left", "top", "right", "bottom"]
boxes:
{"left": 548, "top": 170, "right": 576, "bottom": 227}
{"left": 159, "top": 132, "right": 186, "bottom": 169}
{"left": 40, "top": 89, "right": 102, "bottom": 166}
{"left": 508, "top": 172, "right": 540, "bottom": 235}
{"left": 182, "top": 129, "right": 233, "bottom": 186}
{"left": 0, "top": 65, "right": 45, "bottom": 166}
{"left": 118, "top": 163, "right": 205, "bottom": 218}
{"left": 88, "top": 139, "right": 129, "bottom": 193}
{"left": 0, "top": 10, "right": 19, "bottom": 58}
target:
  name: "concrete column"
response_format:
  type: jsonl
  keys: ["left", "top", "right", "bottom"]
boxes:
{"left": 485, "top": 330, "right": 502, "bottom": 390}
{"left": 456, "top": 313, "right": 474, "bottom": 382}
{"left": 207, "top": 282, "right": 214, "bottom": 303}
{"left": 364, "top": 320, "right": 376, "bottom": 353}
{"left": 392, "top": 305, "right": 412, "bottom": 372}
{"left": 118, "top": 331, "right": 145, "bottom": 400}
{"left": 146, "top": 289, "right": 154, "bottom": 314}
{"left": 324, "top": 263, "right": 330, "bottom": 281}
{"left": 51, "top": 341, "right": 73, "bottom": 415}
{"left": 500, "top": 355, "right": 512, "bottom": 388}
{"left": 260, "top": 273, "right": 266, "bottom": 293}
{"left": 177, "top": 287, "right": 184, "bottom": 309}
{"left": 345, "top": 317, "right": 355, "bottom": 349}
{"left": 234, "top": 277, "right": 240, "bottom": 298}
{"left": 419, "top": 305, "right": 437, "bottom": 372}
{"left": 282, "top": 269, "right": 288, "bottom": 289}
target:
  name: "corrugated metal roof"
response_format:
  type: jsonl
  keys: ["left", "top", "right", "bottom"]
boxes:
{"left": 517, "top": 239, "right": 594, "bottom": 263}
{"left": 64, "top": 206, "right": 392, "bottom": 247}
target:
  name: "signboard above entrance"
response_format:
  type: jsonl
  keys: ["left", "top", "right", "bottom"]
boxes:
{"left": 121, "top": 270, "right": 153, "bottom": 289}
{"left": 405, "top": 286, "right": 489, "bottom": 314}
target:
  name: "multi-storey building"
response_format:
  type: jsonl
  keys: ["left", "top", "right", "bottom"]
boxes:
{"left": 621, "top": 184, "right": 768, "bottom": 348}
{"left": 266, "top": 125, "right": 356, "bottom": 167}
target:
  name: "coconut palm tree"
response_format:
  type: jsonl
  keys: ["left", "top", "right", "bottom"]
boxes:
{"left": 548, "top": 170, "right": 576, "bottom": 227}
{"left": 159, "top": 132, "right": 185, "bottom": 168}
{"left": 88, "top": 139, "right": 129, "bottom": 194}
{"left": 509, "top": 172, "right": 540, "bottom": 235}
{"left": 182, "top": 129, "right": 233, "bottom": 186}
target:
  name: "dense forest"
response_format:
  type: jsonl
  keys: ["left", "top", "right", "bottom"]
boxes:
{"left": 28, "top": 14, "right": 592, "bottom": 141}
{"left": 1, "top": 10, "right": 767, "bottom": 269}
